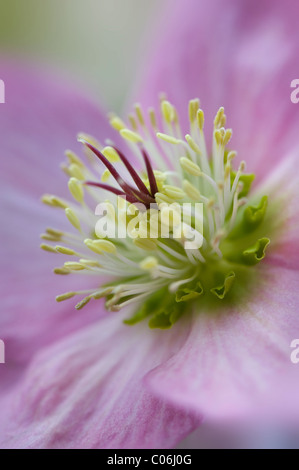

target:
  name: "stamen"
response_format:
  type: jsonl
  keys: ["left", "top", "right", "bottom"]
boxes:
{"left": 180, "top": 157, "right": 201, "bottom": 176}
{"left": 156, "top": 133, "right": 180, "bottom": 145}
{"left": 120, "top": 128, "right": 143, "bottom": 143}
{"left": 40, "top": 243, "right": 58, "bottom": 253}
{"left": 65, "top": 208, "right": 81, "bottom": 231}
{"left": 68, "top": 178, "right": 84, "bottom": 203}
{"left": 134, "top": 103, "right": 145, "bottom": 127}
{"left": 41, "top": 97, "right": 269, "bottom": 329}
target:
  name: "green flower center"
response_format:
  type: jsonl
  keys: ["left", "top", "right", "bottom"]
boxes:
{"left": 40, "top": 98, "right": 272, "bottom": 329}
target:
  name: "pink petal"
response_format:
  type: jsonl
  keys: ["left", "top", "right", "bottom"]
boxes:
{"left": 135, "top": 0, "right": 299, "bottom": 178}
{"left": 256, "top": 148, "right": 299, "bottom": 270}
{"left": 146, "top": 265, "right": 299, "bottom": 421}
{"left": 0, "top": 62, "right": 119, "bottom": 387}
{"left": 0, "top": 312, "right": 201, "bottom": 449}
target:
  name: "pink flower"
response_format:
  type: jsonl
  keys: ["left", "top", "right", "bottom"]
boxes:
{"left": 1, "top": 0, "right": 299, "bottom": 448}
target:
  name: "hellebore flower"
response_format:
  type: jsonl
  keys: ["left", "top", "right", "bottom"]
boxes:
{"left": 1, "top": 0, "right": 299, "bottom": 449}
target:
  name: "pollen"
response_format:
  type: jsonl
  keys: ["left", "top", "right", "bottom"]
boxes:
{"left": 41, "top": 97, "right": 271, "bottom": 329}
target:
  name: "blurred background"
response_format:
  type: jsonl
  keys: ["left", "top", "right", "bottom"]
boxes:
{"left": 0, "top": 0, "right": 159, "bottom": 111}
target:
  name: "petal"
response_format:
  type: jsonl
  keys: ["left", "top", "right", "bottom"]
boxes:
{"left": 255, "top": 147, "right": 299, "bottom": 270}
{"left": 146, "top": 265, "right": 299, "bottom": 421}
{"left": 135, "top": 0, "right": 299, "bottom": 177}
{"left": 0, "top": 312, "right": 201, "bottom": 449}
{"left": 0, "top": 62, "right": 119, "bottom": 385}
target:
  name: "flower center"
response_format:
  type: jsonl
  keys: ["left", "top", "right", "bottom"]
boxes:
{"left": 41, "top": 97, "right": 271, "bottom": 329}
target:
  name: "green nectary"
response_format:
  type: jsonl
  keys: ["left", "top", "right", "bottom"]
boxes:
{"left": 124, "top": 189, "right": 271, "bottom": 330}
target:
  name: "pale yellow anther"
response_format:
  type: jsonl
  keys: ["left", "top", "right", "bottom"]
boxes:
{"left": 60, "top": 163, "right": 71, "bottom": 177}
{"left": 139, "top": 256, "right": 158, "bottom": 270}
{"left": 128, "top": 114, "right": 138, "bottom": 131}
{"left": 224, "top": 164, "right": 231, "bottom": 180}
{"left": 217, "top": 109, "right": 223, "bottom": 126}
{"left": 153, "top": 170, "right": 166, "bottom": 182}
{"left": 75, "top": 296, "right": 91, "bottom": 310}
{"left": 161, "top": 100, "right": 175, "bottom": 124}
{"left": 77, "top": 133, "right": 100, "bottom": 148}
{"left": 214, "top": 129, "right": 223, "bottom": 146}
{"left": 223, "top": 129, "right": 233, "bottom": 146}
{"left": 133, "top": 238, "right": 157, "bottom": 251}
{"left": 84, "top": 238, "right": 103, "bottom": 254}
{"left": 214, "top": 107, "right": 225, "bottom": 129}
{"left": 68, "top": 177, "right": 84, "bottom": 203}
{"left": 120, "top": 128, "right": 143, "bottom": 143}
{"left": 64, "top": 261, "right": 85, "bottom": 271}
{"left": 163, "top": 185, "right": 185, "bottom": 199}
{"left": 46, "top": 228, "right": 64, "bottom": 237}
{"left": 41, "top": 195, "right": 68, "bottom": 209}
{"left": 40, "top": 243, "right": 57, "bottom": 253}
{"left": 141, "top": 177, "right": 150, "bottom": 192}
{"left": 92, "top": 239, "right": 116, "bottom": 254}
{"left": 55, "top": 245, "right": 76, "bottom": 255}
{"left": 188, "top": 99, "right": 200, "bottom": 123}
{"left": 218, "top": 182, "right": 224, "bottom": 191}
{"left": 173, "top": 107, "right": 179, "bottom": 125}
{"left": 108, "top": 303, "right": 122, "bottom": 312}
{"left": 197, "top": 109, "right": 205, "bottom": 130}
{"left": 227, "top": 150, "right": 237, "bottom": 161}
{"left": 101, "top": 169, "right": 111, "bottom": 182}
{"left": 240, "top": 161, "right": 246, "bottom": 172}
{"left": 185, "top": 134, "right": 201, "bottom": 154}
{"left": 41, "top": 233, "right": 61, "bottom": 242}
{"left": 92, "top": 287, "right": 113, "bottom": 299}
{"left": 148, "top": 108, "right": 157, "bottom": 129}
{"left": 109, "top": 116, "right": 126, "bottom": 131}
{"left": 65, "top": 208, "right": 81, "bottom": 231}
{"left": 56, "top": 292, "right": 76, "bottom": 302}
{"left": 102, "top": 146, "right": 120, "bottom": 163}
{"left": 79, "top": 259, "right": 101, "bottom": 267}
{"left": 51, "top": 196, "right": 69, "bottom": 209}
{"left": 221, "top": 114, "right": 227, "bottom": 128}
{"left": 134, "top": 103, "right": 145, "bottom": 126}
{"left": 156, "top": 133, "right": 180, "bottom": 145}
{"left": 54, "top": 267, "right": 71, "bottom": 275}
{"left": 155, "top": 192, "right": 175, "bottom": 205}
{"left": 65, "top": 150, "right": 85, "bottom": 168}
{"left": 183, "top": 180, "right": 201, "bottom": 201}
{"left": 69, "top": 163, "right": 85, "bottom": 180}
{"left": 180, "top": 157, "right": 201, "bottom": 176}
